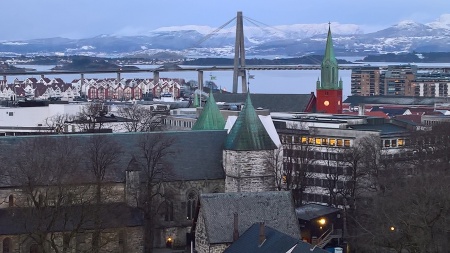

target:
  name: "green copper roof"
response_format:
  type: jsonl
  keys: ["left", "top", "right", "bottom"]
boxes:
{"left": 224, "top": 93, "right": 277, "bottom": 151}
{"left": 323, "top": 25, "right": 337, "bottom": 66}
{"left": 319, "top": 24, "right": 340, "bottom": 90}
{"left": 192, "top": 91, "right": 225, "bottom": 130}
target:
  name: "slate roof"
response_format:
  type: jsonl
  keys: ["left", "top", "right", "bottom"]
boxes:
{"left": 199, "top": 191, "right": 300, "bottom": 244}
{"left": 0, "top": 203, "right": 142, "bottom": 235}
{"left": 213, "top": 93, "right": 315, "bottom": 113}
{"left": 224, "top": 223, "right": 328, "bottom": 253}
{"left": 192, "top": 91, "right": 226, "bottom": 130}
{"left": 0, "top": 130, "right": 227, "bottom": 188}
{"left": 224, "top": 93, "right": 277, "bottom": 151}
{"left": 295, "top": 204, "right": 341, "bottom": 221}
{"left": 348, "top": 123, "right": 410, "bottom": 135}
{"left": 344, "top": 95, "right": 450, "bottom": 106}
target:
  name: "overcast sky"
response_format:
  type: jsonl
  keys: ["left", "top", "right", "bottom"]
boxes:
{"left": 1, "top": 0, "right": 449, "bottom": 40}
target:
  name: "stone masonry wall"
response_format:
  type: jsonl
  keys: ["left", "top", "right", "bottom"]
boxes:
{"left": 223, "top": 150, "right": 275, "bottom": 192}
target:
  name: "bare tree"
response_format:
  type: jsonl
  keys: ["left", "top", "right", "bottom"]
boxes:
{"left": 73, "top": 102, "right": 109, "bottom": 132}
{"left": 84, "top": 135, "right": 122, "bottom": 253}
{"left": 43, "top": 113, "right": 74, "bottom": 133}
{"left": 128, "top": 133, "right": 175, "bottom": 253}
{"left": 273, "top": 132, "right": 316, "bottom": 206}
{"left": 2, "top": 136, "right": 93, "bottom": 253}
{"left": 116, "top": 104, "right": 164, "bottom": 132}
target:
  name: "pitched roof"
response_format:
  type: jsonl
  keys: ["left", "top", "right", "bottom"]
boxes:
{"left": 192, "top": 91, "right": 226, "bottom": 130}
{"left": 224, "top": 93, "right": 277, "bottom": 151}
{"left": 224, "top": 223, "right": 328, "bottom": 253}
{"left": 199, "top": 191, "right": 300, "bottom": 244}
{"left": 213, "top": 93, "right": 315, "bottom": 113}
{"left": 0, "top": 130, "right": 227, "bottom": 187}
{"left": 295, "top": 203, "right": 341, "bottom": 221}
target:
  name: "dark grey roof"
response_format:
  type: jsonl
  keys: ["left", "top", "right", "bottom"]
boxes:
{"left": 348, "top": 123, "right": 409, "bottom": 135}
{"left": 224, "top": 223, "right": 328, "bottom": 253}
{"left": 213, "top": 93, "right": 315, "bottom": 113}
{"left": 295, "top": 203, "right": 341, "bottom": 221}
{"left": 344, "top": 95, "right": 450, "bottom": 106}
{"left": 199, "top": 191, "right": 300, "bottom": 244}
{"left": 0, "top": 130, "right": 227, "bottom": 187}
{"left": 0, "top": 203, "right": 142, "bottom": 235}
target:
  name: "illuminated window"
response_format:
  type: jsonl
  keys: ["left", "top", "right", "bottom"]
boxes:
{"left": 398, "top": 139, "right": 404, "bottom": 147}
{"left": 315, "top": 138, "right": 322, "bottom": 145}
{"left": 301, "top": 137, "right": 307, "bottom": 144}
{"left": 344, "top": 140, "right": 351, "bottom": 147}
{"left": 337, "top": 139, "right": 343, "bottom": 147}
{"left": 308, "top": 137, "right": 314, "bottom": 144}
{"left": 329, "top": 139, "right": 336, "bottom": 146}
{"left": 322, "top": 138, "right": 328, "bottom": 145}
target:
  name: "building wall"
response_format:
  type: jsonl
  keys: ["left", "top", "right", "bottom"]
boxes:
{"left": 223, "top": 150, "right": 275, "bottom": 193}
{"left": 316, "top": 89, "right": 342, "bottom": 114}
{"left": 0, "top": 227, "right": 143, "bottom": 253}
{"left": 194, "top": 210, "right": 230, "bottom": 253}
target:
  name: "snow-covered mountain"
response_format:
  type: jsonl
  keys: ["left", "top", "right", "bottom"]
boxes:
{"left": 0, "top": 14, "right": 449, "bottom": 58}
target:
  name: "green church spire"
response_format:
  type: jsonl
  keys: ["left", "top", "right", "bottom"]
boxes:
{"left": 319, "top": 24, "right": 340, "bottom": 90}
{"left": 224, "top": 93, "right": 276, "bottom": 151}
{"left": 192, "top": 91, "right": 225, "bottom": 130}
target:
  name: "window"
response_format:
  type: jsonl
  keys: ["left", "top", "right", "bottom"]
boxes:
{"left": 3, "top": 238, "right": 11, "bottom": 253}
{"left": 322, "top": 138, "right": 328, "bottom": 145}
{"left": 8, "top": 195, "right": 14, "bottom": 207}
{"left": 398, "top": 139, "right": 404, "bottom": 147}
{"left": 329, "top": 139, "right": 336, "bottom": 146}
{"left": 336, "top": 139, "right": 343, "bottom": 147}
{"left": 344, "top": 140, "right": 351, "bottom": 147}
{"left": 30, "top": 244, "right": 38, "bottom": 253}
{"left": 162, "top": 201, "right": 174, "bottom": 222}
{"left": 315, "top": 138, "right": 322, "bottom": 145}
{"left": 391, "top": 139, "right": 397, "bottom": 147}
{"left": 301, "top": 137, "right": 307, "bottom": 144}
{"left": 63, "top": 233, "right": 71, "bottom": 252}
{"left": 384, "top": 140, "right": 390, "bottom": 147}
{"left": 308, "top": 137, "right": 314, "bottom": 145}
{"left": 186, "top": 191, "right": 197, "bottom": 220}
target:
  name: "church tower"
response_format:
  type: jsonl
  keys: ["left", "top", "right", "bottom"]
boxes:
{"left": 316, "top": 24, "right": 343, "bottom": 114}
{"left": 192, "top": 91, "right": 225, "bottom": 130}
{"left": 223, "top": 93, "right": 277, "bottom": 193}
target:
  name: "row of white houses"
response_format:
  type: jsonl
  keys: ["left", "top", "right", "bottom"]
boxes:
{"left": 0, "top": 77, "right": 185, "bottom": 100}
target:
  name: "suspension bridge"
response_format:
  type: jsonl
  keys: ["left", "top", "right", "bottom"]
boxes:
{"left": 2, "top": 12, "right": 450, "bottom": 93}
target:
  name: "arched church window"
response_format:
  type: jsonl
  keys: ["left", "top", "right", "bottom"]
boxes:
{"left": 186, "top": 191, "right": 198, "bottom": 220}
{"left": 332, "top": 67, "right": 335, "bottom": 84}
{"left": 3, "top": 237, "right": 11, "bottom": 253}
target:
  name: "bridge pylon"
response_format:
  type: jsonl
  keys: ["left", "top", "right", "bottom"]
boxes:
{"left": 232, "top": 11, "right": 247, "bottom": 93}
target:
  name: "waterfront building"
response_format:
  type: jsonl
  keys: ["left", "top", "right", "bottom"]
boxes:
{"left": 350, "top": 66, "right": 381, "bottom": 96}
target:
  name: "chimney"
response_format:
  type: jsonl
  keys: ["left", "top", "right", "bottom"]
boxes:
{"left": 358, "top": 103, "right": 365, "bottom": 116}
{"left": 233, "top": 213, "right": 239, "bottom": 241}
{"left": 258, "top": 222, "right": 266, "bottom": 246}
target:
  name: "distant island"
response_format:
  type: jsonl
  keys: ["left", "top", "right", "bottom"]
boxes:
{"left": 360, "top": 52, "right": 450, "bottom": 63}
{"left": 51, "top": 56, "right": 140, "bottom": 71}
{"left": 0, "top": 63, "right": 33, "bottom": 73}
